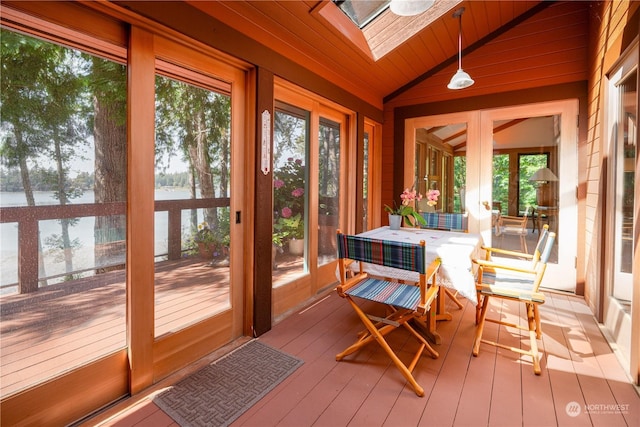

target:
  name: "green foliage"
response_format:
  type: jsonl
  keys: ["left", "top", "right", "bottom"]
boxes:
{"left": 453, "top": 156, "right": 466, "bottom": 212}
{"left": 492, "top": 153, "right": 548, "bottom": 214}
{"left": 43, "top": 233, "right": 81, "bottom": 262}
{"left": 519, "top": 154, "right": 547, "bottom": 210}
{"left": 155, "top": 171, "right": 191, "bottom": 188}
{"left": 272, "top": 110, "right": 308, "bottom": 246}
{"left": 154, "top": 76, "right": 231, "bottom": 198}
{"left": 492, "top": 154, "right": 509, "bottom": 214}
{"left": 273, "top": 213, "right": 304, "bottom": 242}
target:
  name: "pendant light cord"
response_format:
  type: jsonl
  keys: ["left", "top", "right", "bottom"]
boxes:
{"left": 457, "top": 9, "right": 463, "bottom": 70}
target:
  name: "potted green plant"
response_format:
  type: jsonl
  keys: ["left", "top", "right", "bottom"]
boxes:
{"left": 192, "top": 222, "right": 216, "bottom": 259}
{"left": 274, "top": 213, "right": 305, "bottom": 255}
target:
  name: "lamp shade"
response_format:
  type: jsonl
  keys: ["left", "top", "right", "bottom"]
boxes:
{"left": 529, "top": 167, "right": 558, "bottom": 182}
{"left": 447, "top": 69, "right": 474, "bottom": 90}
{"left": 389, "top": 0, "right": 434, "bottom": 16}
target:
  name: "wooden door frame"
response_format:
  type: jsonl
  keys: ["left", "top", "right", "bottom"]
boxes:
{"left": 393, "top": 81, "right": 588, "bottom": 295}
{"left": 402, "top": 99, "right": 579, "bottom": 292}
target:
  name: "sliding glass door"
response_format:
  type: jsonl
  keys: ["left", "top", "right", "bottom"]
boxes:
{"left": 271, "top": 80, "right": 352, "bottom": 317}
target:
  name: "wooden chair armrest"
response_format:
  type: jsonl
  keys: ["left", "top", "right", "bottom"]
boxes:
{"left": 417, "top": 285, "right": 439, "bottom": 315}
{"left": 481, "top": 245, "right": 534, "bottom": 260}
{"left": 425, "top": 257, "right": 441, "bottom": 282}
{"left": 473, "top": 259, "right": 536, "bottom": 275}
{"left": 498, "top": 215, "right": 527, "bottom": 226}
{"left": 417, "top": 258, "right": 441, "bottom": 314}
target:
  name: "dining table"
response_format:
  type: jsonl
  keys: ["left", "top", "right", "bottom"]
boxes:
{"left": 352, "top": 226, "right": 485, "bottom": 343}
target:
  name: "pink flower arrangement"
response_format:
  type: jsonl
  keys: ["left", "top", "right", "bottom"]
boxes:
{"left": 384, "top": 187, "right": 427, "bottom": 227}
{"left": 400, "top": 187, "right": 422, "bottom": 206}
{"left": 426, "top": 189, "right": 440, "bottom": 206}
{"left": 281, "top": 207, "right": 292, "bottom": 218}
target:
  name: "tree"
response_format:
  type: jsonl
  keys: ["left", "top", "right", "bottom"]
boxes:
{"left": 155, "top": 76, "right": 231, "bottom": 236}
{"left": 1, "top": 30, "right": 87, "bottom": 282}
{"left": 89, "top": 58, "right": 127, "bottom": 268}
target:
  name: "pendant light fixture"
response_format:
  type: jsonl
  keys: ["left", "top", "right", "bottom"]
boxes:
{"left": 447, "top": 7, "right": 474, "bottom": 90}
{"left": 389, "top": 0, "right": 435, "bottom": 17}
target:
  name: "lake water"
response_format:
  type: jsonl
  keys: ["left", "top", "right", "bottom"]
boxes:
{"left": 0, "top": 189, "right": 206, "bottom": 290}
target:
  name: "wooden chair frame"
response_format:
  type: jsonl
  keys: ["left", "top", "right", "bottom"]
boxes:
{"left": 335, "top": 230, "right": 442, "bottom": 397}
{"left": 475, "top": 224, "right": 550, "bottom": 324}
{"left": 472, "top": 228, "right": 555, "bottom": 374}
{"left": 495, "top": 206, "right": 531, "bottom": 253}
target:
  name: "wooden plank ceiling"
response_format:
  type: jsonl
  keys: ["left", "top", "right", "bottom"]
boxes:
{"left": 185, "top": 0, "right": 545, "bottom": 108}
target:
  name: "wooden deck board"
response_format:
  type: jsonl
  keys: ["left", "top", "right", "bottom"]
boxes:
{"left": 0, "top": 257, "right": 232, "bottom": 396}
{"left": 65, "top": 291, "right": 640, "bottom": 426}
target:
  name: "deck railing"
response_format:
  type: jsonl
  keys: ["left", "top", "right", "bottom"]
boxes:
{"left": 0, "top": 197, "right": 230, "bottom": 294}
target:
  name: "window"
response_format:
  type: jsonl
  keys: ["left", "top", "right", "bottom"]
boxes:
{"left": 333, "top": 0, "right": 389, "bottom": 28}
{"left": 320, "top": 0, "right": 461, "bottom": 60}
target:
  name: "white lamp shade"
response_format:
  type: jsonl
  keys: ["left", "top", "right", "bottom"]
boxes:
{"left": 529, "top": 167, "right": 558, "bottom": 182}
{"left": 389, "top": 0, "right": 435, "bottom": 17}
{"left": 447, "top": 69, "right": 475, "bottom": 90}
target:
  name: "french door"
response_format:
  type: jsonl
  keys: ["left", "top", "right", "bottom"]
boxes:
{"left": 404, "top": 99, "right": 578, "bottom": 291}
{"left": 603, "top": 43, "right": 638, "bottom": 382}
{"left": 480, "top": 100, "right": 578, "bottom": 290}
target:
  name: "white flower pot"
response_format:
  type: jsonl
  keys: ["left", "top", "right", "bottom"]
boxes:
{"left": 389, "top": 214, "right": 402, "bottom": 230}
{"left": 288, "top": 238, "right": 304, "bottom": 255}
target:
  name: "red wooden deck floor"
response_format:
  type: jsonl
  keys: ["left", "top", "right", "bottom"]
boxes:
{"left": 89, "top": 290, "right": 639, "bottom": 427}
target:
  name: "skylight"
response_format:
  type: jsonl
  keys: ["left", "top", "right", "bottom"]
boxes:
{"left": 333, "top": 0, "right": 390, "bottom": 29}
{"left": 319, "top": 0, "right": 461, "bottom": 61}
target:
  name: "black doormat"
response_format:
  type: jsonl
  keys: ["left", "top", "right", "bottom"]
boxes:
{"left": 154, "top": 340, "right": 303, "bottom": 427}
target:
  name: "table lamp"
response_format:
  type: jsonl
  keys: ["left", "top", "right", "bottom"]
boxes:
{"left": 529, "top": 167, "right": 558, "bottom": 206}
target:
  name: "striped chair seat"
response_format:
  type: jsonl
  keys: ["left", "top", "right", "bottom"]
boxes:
{"left": 346, "top": 277, "right": 421, "bottom": 311}
{"left": 420, "top": 212, "right": 468, "bottom": 232}
{"left": 477, "top": 270, "right": 544, "bottom": 303}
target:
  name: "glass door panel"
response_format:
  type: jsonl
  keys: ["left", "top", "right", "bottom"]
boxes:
{"left": 0, "top": 29, "right": 127, "bottom": 396}
{"left": 491, "top": 118, "right": 560, "bottom": 263}
{"left": 272, "top": 104, "right": 309, "bottom": 286}
{"left": 154, "top": 73, "right": 232, "bottom": 337}
{"left": 318, "top": 117, "right": 340, "bottom": 265}
{"left": 482, "top": 102, "right": 577, "bottom": 292}
{"left": 612, "top": 69, "right": 635, "bottom": 305}
{"left": 413, "top": 123, "right": 467, "bottom": 214}
{"left": 604, "top": 48, "right": 637, "bottom": 379}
